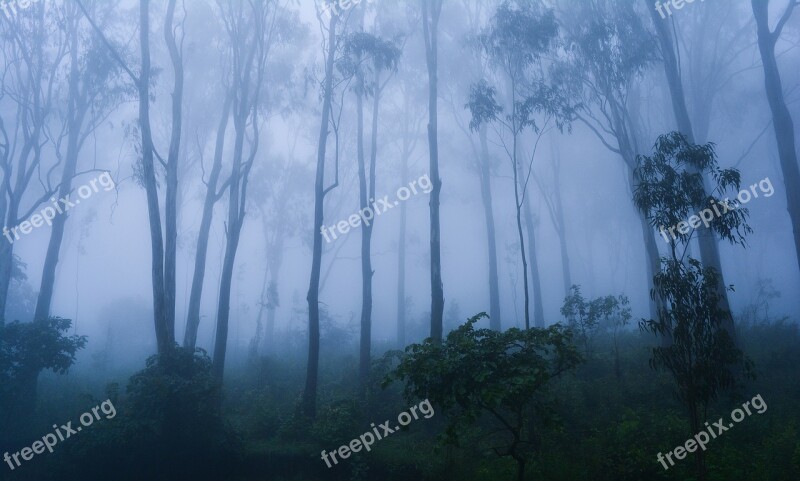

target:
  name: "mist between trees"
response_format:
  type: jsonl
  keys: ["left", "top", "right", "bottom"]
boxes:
{"left": 0, "top": 0, "right": 798, "bottom": 480}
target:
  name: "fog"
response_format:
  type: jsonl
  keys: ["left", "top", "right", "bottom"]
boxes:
{"left": 1, "top": 1, "right": 798, "bottom": 480}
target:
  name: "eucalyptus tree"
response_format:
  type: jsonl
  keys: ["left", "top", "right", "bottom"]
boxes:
{"left": 443, "top": 0, "right": 502, "bottom": 330}
{"left": 35, "top": 1, "right": 131, "bottom": 324}
{"left": 634, "top": 133, "right": 754, "bottom": 481}
{"left": 556, "top": 0, "right": 662, "bottom": 320}
{"left": 303, "top": 5, "right": 340, "bottom": 419}
{"left": 467, "top": 0, "right": 565, "bottom": 329}
{"left": 338, "top": 31, "right": 401, "bottom": 383}
{"left": 421, "top": 0, "right": 444, "bottom": 341}
{"left": 0, "top": 0, "right": 65, "bottom": 320}
{"left": 645, "top": 0, "right": 740, "bottom": 340}
{"left": 212, "top": 0, "right": 278, "bottom": 382}
{"left": 77, "top": 0, "right": 184, "bottom": 355}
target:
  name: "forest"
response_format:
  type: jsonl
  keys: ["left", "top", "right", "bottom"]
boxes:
{"left": 0, "top": 0, "right": 799, "bottom": 480}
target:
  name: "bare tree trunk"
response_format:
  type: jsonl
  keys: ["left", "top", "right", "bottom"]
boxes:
{"left": 356, "top": 76, "right": 373, "bottom": 384}
{"left": 303, "top": 14, "right": 338, "bottom": 419}
{"left": 163, "top": 0, "right": 184, "bottom": 345}
{"left": 511, "top": 130, "right": 530, "bottom": 329}
{"left": 422, "top": 0, "right": 444, "bottom": 341}
{"left": 522, "top": 198, "right": 545, "bottom": 328}
{"left": 249, "top": 258, "right": 270, "bottom": 358}
{"left": 752, "top": 0, "right": 800, "bottom": 276}
{"left": 139, "top": 0, "right": 171, "bottom": 355}
{"left": 549, "top": 147, "right": 572, "bottom": 297}
{"left": 478, "top": 126, "right": 501, "bottom": 330}
{"left": 184, "top": 94, "right": 232, "bottom": 349}
{"left": 397, "top": 174, "right": 408, "bottom": 346}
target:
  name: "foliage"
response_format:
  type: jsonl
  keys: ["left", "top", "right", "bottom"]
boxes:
{"left": 561, "top": 285, "right": 631, "bottom": 356}
{"left": 634, "top": 131, "right": 751, "bottom": 257}
{"left": 337, "top": 32, "right": 401, "bottom": 96}
{"left": 126, "top": 346, "right": 222, "bottom": 431}
{"left": 641, "top": 259, "right": 753, "bottom": 419}
{"left": 0, "top": 317, "right": 87, "bottom": 389}
{"left": 477, "top": 0, "right": 557, "bottom": 77}
{"left": 386, "top": 313, "right": 583, "bottom": 479}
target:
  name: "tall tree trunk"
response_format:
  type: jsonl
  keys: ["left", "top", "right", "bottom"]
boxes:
{"left": 422, "top": 0, "right": 444, "bottom": 341}
{"left": 249, "top": 257, "right": 270, "bottom": 358}
{"left": 752, "top": 0, "right": 800, "bottom": 275}
{"left": 511, "top": 130, "right": 531, "bottom": 329}
{"left": 522, "top": 198, "right": 545, "bottom": 328}
{"left": 648, "top": 1, "right": 738, "bottom": 339}
{"left": 139, "top": 0, "right": 171, "bottom": 356}
{"left": 356, "top": 75, "right": 373, "bottom": 384}
{"left": 549, "top": 147, "right": 572, "bottom": 297}
{"left": 212, "top": 2, "right": 263, "bottom": 381}
{"left": 303, "top": 14, "right": 338, "bottom": 419}
{"left": 478, "top": 126, "right": 501, "bottom": 330}
{"left": 163, "top": 0, "right": 183, "bottom": 345}
{"left": 184, "top": 94, "right": 232, "bottom": 349}
{"left": 397, "top": 160, "right": 408, "bottom": 346}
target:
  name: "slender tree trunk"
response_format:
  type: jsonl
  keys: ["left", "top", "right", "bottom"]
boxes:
{"left": 212, "top": 0, "right": 263, "bottom": 382}
{"left": 396, "top": 167, "right": 408, "bottom": 346}
{"left": 422, "top": 0, "right": 444, "bottom": 341}
{"left": 511, "top": 131, "right": 531, "bottom": 329}
{"left": 212, "top": 114, "right": 247, "bottom": 381}
{"left": 522, "top": 198, "right": 545, "bottom": 328}
{"left": 139, "top": 0, "right": 171, "bottom": 356}
{"left": 752, "top": 0, "right": 800, "bottom": 276}
{"left": 184, "top": 94, "right": 232, "bottom": 349}
{"left": 303, "top": 14, "right": 338, "bottom": 419}
{"left": 514, "top": 130, "right": 544, "bottom": 328}
{"left": 478, "top": 126, "right": 501, "bottom": 330}
{"left": 550, "top": 148, "right": 572, "bottom": 296}
{"left": 163, "top": 0, "right": 183, "bottom": 345}
{"left": 249, "top": 259, "right": 270, "bottom": 358}
{"left": 356, "top": 76, "right": 373, "bottom": 384}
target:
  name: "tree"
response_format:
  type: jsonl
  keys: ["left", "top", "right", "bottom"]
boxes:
{"left": 388, "top": 312, "right": 583, "bottom": 481}
{"left": 34, "top": 1, "right": 130, "bottom": 324}
{"left": 0, "top": 0, "right": 65, "bottom": 321}
{"left": 77, "top": 0, "right": 181, "bottom": 355}
{"left": 420, "top": 0, "right": 444, "bottom": 341}
{"left": 634, "top": 132, "right": 754, "bottom": 481}
{"left": 751, "top": 0, "right": 800, "bottom": 275}
{"left": 641, "top": 259, "right": 751, "bottom": 481}
{"left": 557, "top": 0, "right": 663, "bottom": 321}
{"left": 645, "top": 0, "right": 739, "bottom": 341}
{"left": 339, "top": 31, "right": 401, "bottom": 384}
{"left": 184, "top": 92, "right": 233, "bottom": 349}
{"left": 303, "top": 6, "right": 340, "bottom": 419}
{"left": 470, "top": 1, "right": 565, "bottom": 329}
{"left": 561, "top": 285, "right": 630, "bottom": 365}
{"left": 212, "top": 0, "right": 274, "bottom": 382}
{"left": 0, "top": 317, "right": 86, "bottom": 430}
